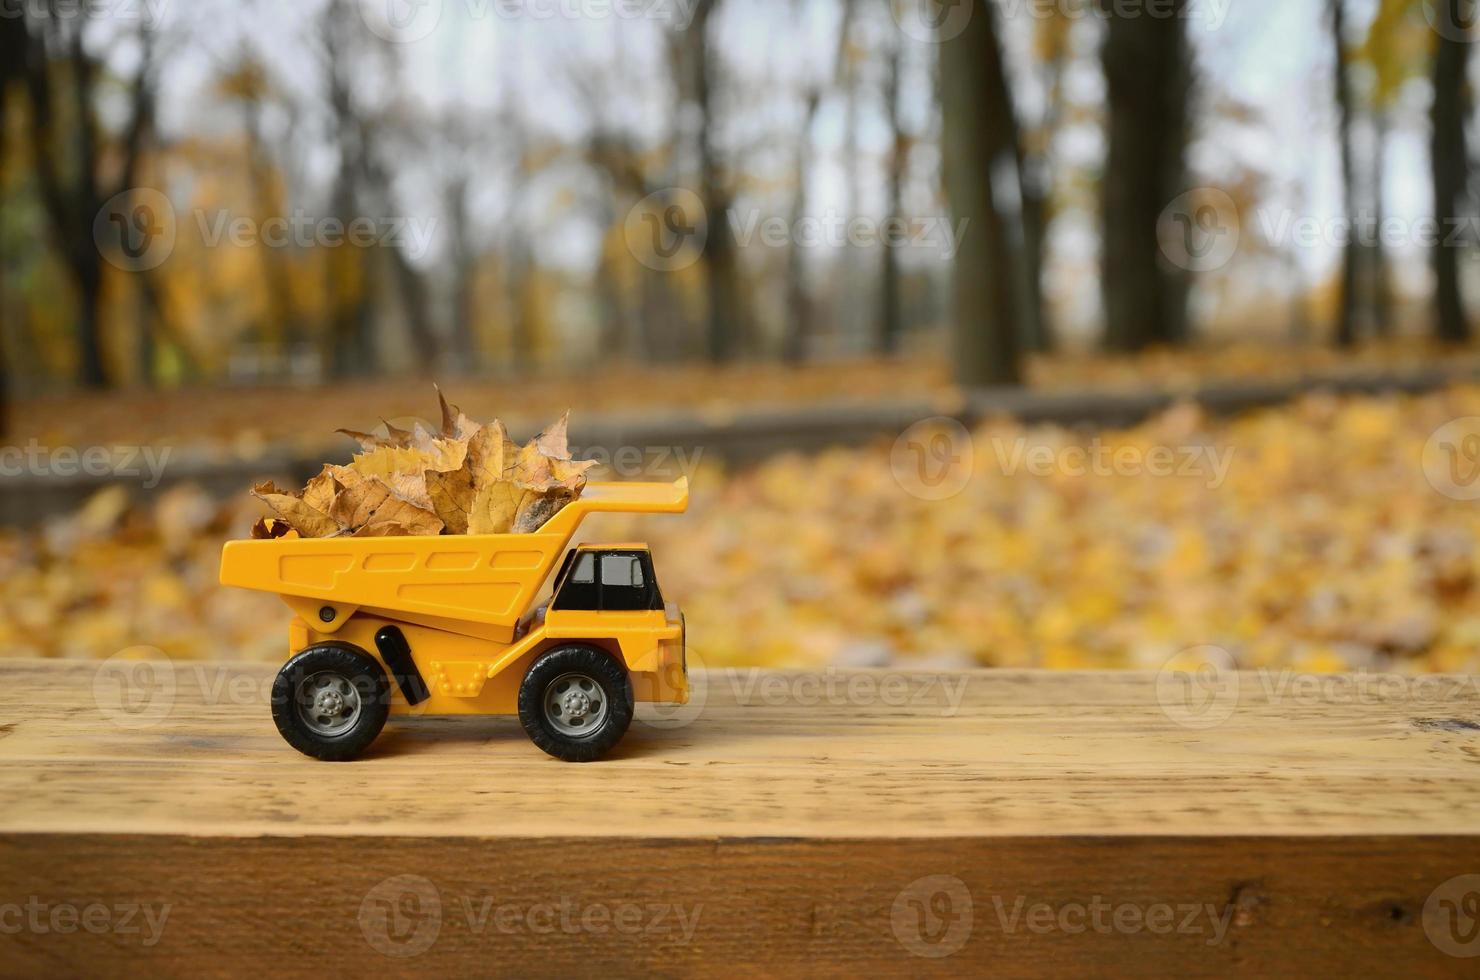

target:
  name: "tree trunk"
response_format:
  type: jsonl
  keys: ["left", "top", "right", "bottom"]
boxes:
{"left": 688, "top": 0, "right": 744, "bottom": 363}
{"left": 1369, "top": 110, "right": 1393, "bottom": 336}
{"left": 445, "top": 175, "right": 478, "bottom": 370}
{"left": 1100, "top": 0, "right": 1193, "bottom": 352}
{"left": 1330, "top": 0, "right": 1361, "bottom": 347}
{"left": 784, "top": 90, "right": 821, "bottom": 363}
{"left": 941, "top": 0, "right": 1028, "bottom": 386}
{"left": 242, "top": 96, "right": 307, "bottom": 355}
{"left": 1432, "top": 0, "right": 1472, "bottom": 344}
{"left": 878, "top": 31, "right": 905, "bottom": 356}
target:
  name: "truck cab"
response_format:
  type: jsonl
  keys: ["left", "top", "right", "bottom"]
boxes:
{"left": 550, "top": 545, "right": 664, "bottom": 612}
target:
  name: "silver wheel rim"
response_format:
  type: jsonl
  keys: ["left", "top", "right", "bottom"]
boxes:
{"left": 296, "top": 670, "right": 363, "bottom": 737}
{"left": 544, "top": 671, "right": 609, "bottom": 738}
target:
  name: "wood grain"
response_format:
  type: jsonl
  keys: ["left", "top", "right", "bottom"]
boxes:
{"left": 2, "top": 659, "right": 1480, "bottom": 976}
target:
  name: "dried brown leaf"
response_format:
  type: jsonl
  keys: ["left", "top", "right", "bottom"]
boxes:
{"left": 425, "top": 464, "right": 478, "bottom": 534}
{"left": 467, "top": 480, "right": 525, "bottom": 535}
{"left": 513, "top": 490, "right": 573, "bottom": 533}
{"left": 250, "top": 481, "right": 342, "bottom": 538}
{"left": 250, "top": 517, "right": 293, "bottom": 539}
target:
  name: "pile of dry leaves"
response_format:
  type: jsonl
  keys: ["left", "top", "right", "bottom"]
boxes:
{"left": 251, "top": 390, "right": 595, "bottom": 538}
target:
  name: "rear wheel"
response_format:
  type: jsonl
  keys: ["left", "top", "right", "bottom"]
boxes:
{"left": 518, "top": 646, "right": 633, "bottom": 762}
{"left": 272, "top": 644, "right": 390, "bottom": 761}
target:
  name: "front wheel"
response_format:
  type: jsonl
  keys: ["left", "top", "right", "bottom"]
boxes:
{"left": 271, "top": 643, "right": 391, "bottom": 761}
{"left": 518, "top": 646, "right": 634, "bottom": 762}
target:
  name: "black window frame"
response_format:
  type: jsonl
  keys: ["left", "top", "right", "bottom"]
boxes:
{"left": 550, "top": 548, "right": 663, "bottom": 611}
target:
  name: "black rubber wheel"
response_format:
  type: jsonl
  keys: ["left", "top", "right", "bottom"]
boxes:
{"left": 271, "top": 643, "right": 391, "bottom": 761}
{"left": 518, "top": 646, "right": 634, "bottom": 762}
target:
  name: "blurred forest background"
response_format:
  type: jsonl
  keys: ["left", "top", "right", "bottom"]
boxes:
{"left": 7, "top": 0, "right": 1480, "bottom": 674}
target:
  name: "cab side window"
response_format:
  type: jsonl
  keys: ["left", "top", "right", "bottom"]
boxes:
{"left": 599, "top": 554, "right": 648, "bottom": 610}
{"left": 554, "top": 552, "right": 599, "bottom": 610}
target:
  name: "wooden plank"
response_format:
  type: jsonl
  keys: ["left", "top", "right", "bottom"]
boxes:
{"left": 2, "top": 659, "right": 1480, "bottom": 976}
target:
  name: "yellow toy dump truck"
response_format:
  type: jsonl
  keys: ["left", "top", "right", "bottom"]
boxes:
{"left": 219, "top": 478, "right": 689, "bottom": 762}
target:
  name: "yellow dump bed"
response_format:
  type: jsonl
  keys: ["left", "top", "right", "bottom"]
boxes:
{"left": 219, "top": 478, "right": 688, "bottom": 631}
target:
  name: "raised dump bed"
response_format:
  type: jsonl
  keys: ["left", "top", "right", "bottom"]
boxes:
{"left": 219, "top": 478, "right": 688, "bottom": 634}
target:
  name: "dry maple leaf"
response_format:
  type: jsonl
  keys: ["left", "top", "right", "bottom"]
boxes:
{"left": 250, "top": 517, "right": 293, "bottom": 539}
{"left": 325, "top": 467, "right": 444, "bottom": 535}
{"left": 250, "top": 480, "right": 344, "bottom": 538}
{"left": 251, "top": 390, "right": 593, "bottom": 538}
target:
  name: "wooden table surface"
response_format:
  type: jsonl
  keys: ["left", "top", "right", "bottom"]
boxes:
{"left": 3, "top": 658, "right": 1480, "bottom": 976}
